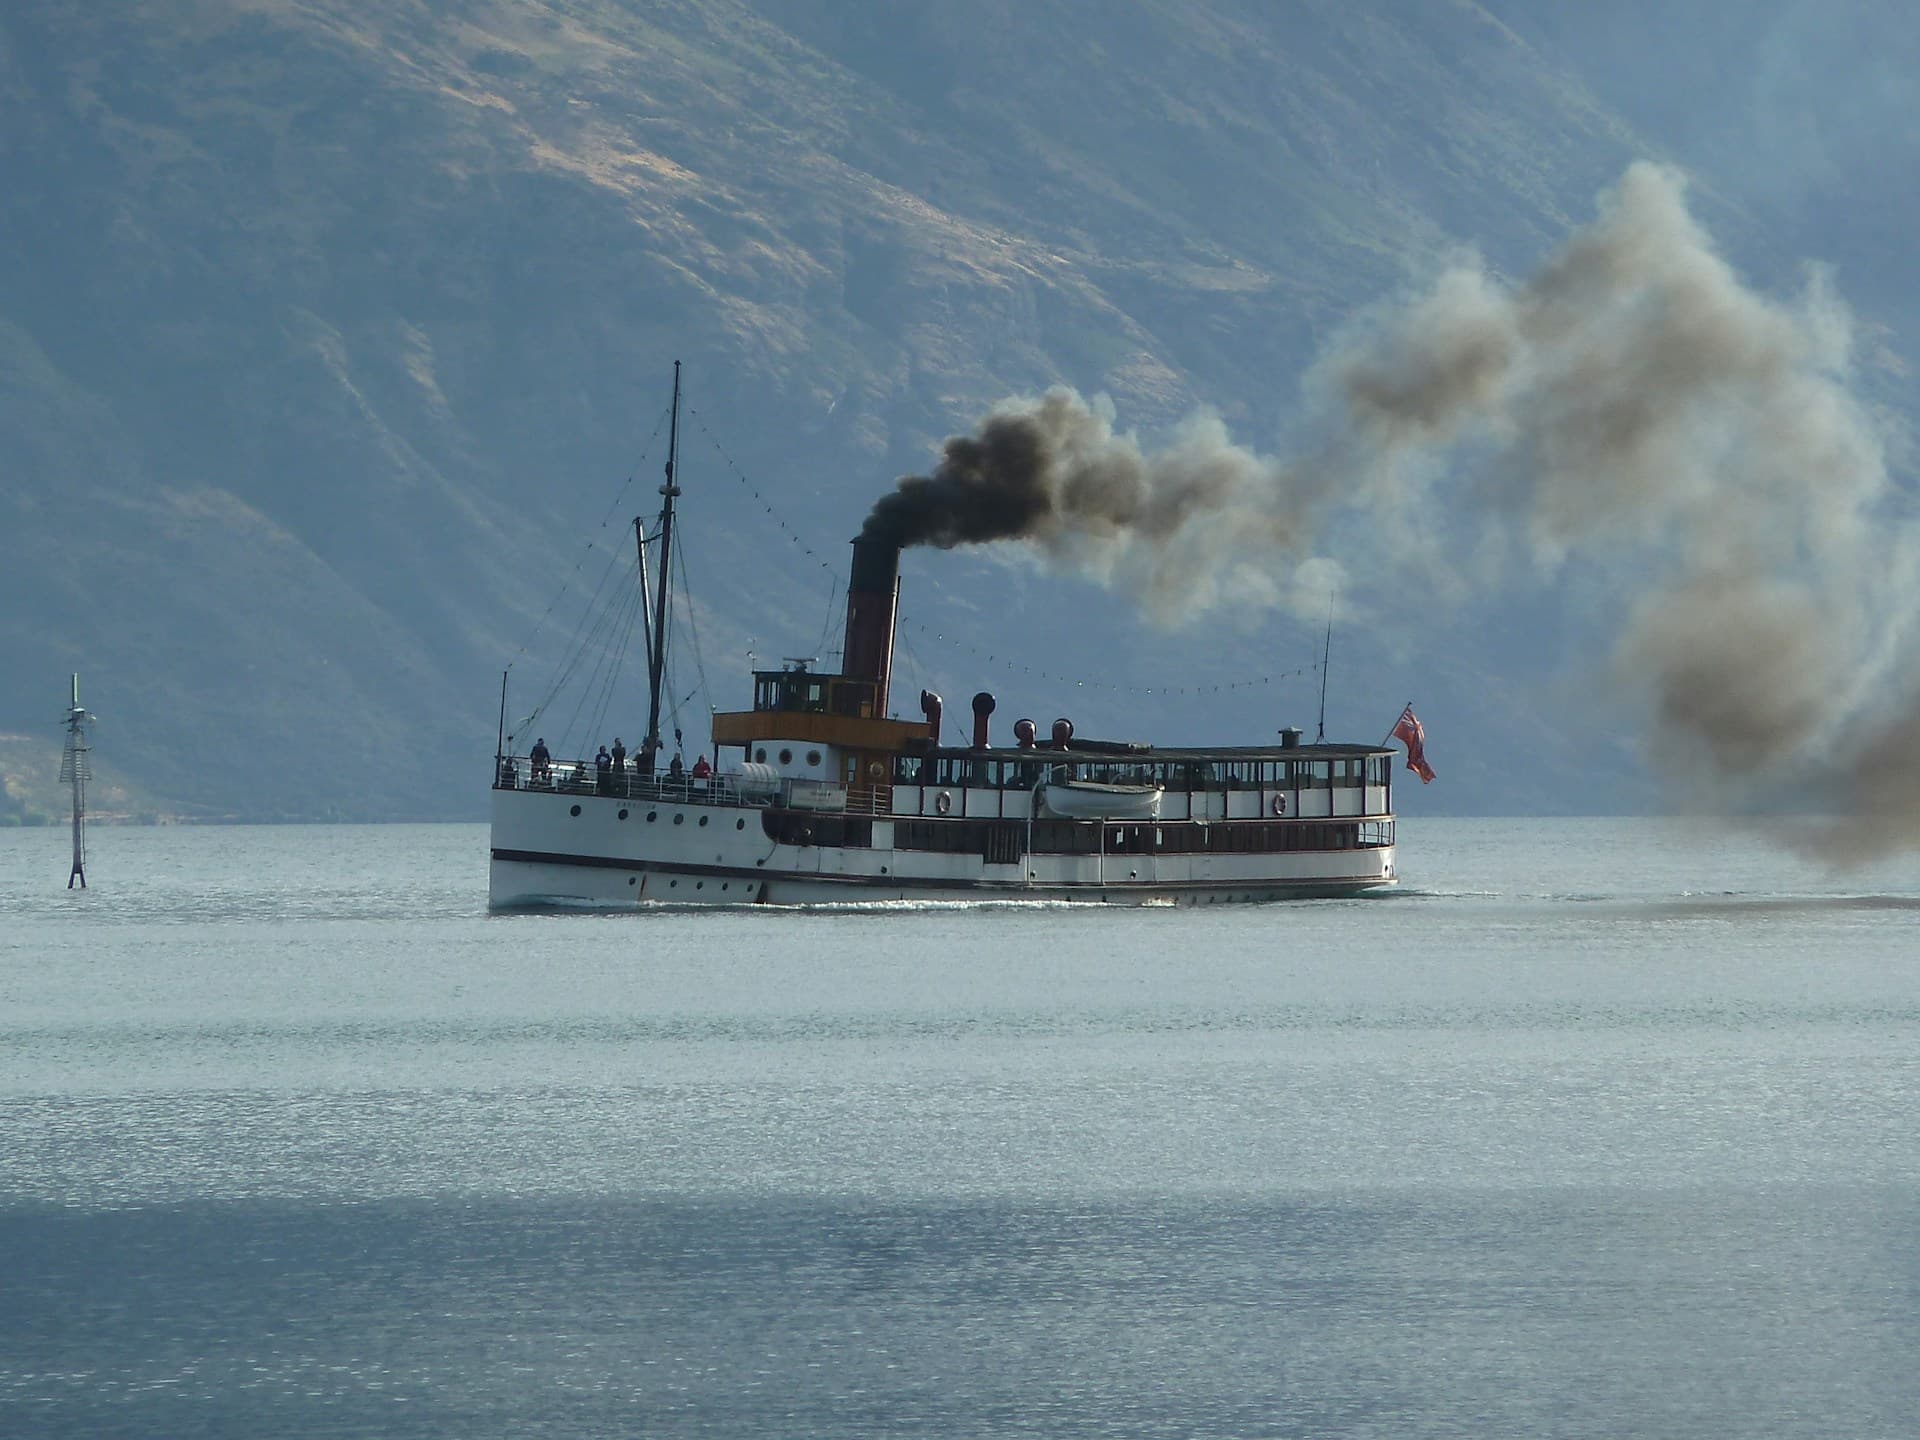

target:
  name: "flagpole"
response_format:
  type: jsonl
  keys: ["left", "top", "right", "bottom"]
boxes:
{"left": 1382, "top": 700, "right": 1413, "bottom": 746}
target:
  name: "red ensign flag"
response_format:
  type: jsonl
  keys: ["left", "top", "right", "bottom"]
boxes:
{"left": 1390, "top": 705, "right": 1435, "bottom": 783}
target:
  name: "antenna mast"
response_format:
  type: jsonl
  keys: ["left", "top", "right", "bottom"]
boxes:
{"left": 60, "top": 674, "right": 93, "bottom": 889}
{"left": 1315, "top": 593, "right": 1334, "bottom": 743}
{"left": 641, "top": 361, "right": 682, "bottom": 775}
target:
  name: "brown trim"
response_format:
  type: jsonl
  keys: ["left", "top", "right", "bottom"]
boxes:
{"left": 710, "top": 710, "right": 934, "bottom": 750}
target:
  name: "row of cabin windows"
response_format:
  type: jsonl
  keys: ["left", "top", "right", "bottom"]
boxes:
{"left": 761, "top": 811, "right": 875, "bottom": 848}
{"left": 896, "top": 755, "right": 1391, "bottom": 790}
{"left": 891, "top": 818, "right": 1394, "bottom": 857}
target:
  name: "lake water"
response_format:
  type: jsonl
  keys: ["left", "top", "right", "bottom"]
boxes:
{"left": 2, "top": 819, "right": 1916, "bottom": 1437}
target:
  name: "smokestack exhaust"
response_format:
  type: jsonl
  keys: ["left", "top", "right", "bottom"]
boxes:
{"left": 971, "top": 691, "right": 996, "bottom": 749}
{"left": 843, "top": 537, "right": 901, "bottom": 717}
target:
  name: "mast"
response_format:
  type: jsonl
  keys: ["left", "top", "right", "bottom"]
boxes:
{"left": 641, "top": 360, "right": 682, "bottom": 774}
{"left": 634, "top": 514, "right": 655, "bottom": 693}
{"left": 496, "top": 669, "right": 508, "bottom": 765}
{"left": 60, "top": 674, "right": 92, "bottom": 889}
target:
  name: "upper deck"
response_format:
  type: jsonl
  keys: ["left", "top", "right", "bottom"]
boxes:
{"left": 902, "top": 742, "right": 1394, "bottom": 790}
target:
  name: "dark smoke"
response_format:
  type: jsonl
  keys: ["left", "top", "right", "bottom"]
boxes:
{"left": 860, "top": 410, "right": 1055, "bottom": 548}
{"left": 863, "top": 162, "right": 1920, "bottom": 855}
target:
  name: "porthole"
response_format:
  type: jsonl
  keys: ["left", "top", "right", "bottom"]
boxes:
{"left": 721, "top": 883, "right": 729, "bottom": 891}
{"left": 618, "top": 808, "right": 629, "bottom": 820}
{"left": 778, "top": 748, "right": 793, "bottom": 765}
{"left": 627, "top": 876, "right": 637, "bottom": 886}
{"left": 696, "top": 881, "right": 704, "bottom": 890}
{"left": 754, "top": 748, "right": 767, "bottom": 763}
{"left": 646, "top": 811, "right": 657, "bottom": 822}
{"left": 669, "top": 879, "right": 678, "bottom": 888}
{"left": 806, "top": 750, "right": 821, "bottom": 767}
{"left": 698, "top": 815, "right": 709, "bottom": 827}
{"left": 569, "top": 804, "right": 581, "bottom": 817}
{"left": 673, "top": 813, "right": 684, "bottom": 825}
{"left": 735, "top": 819, "right": 745, "bottom": 830}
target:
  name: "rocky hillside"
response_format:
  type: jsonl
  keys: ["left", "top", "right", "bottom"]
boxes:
{"left": 1, "top": 1, "right": 1902, "bottom": 819}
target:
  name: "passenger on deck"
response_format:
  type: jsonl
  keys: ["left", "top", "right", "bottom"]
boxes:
{"left": 530, "top": 737, "right": 551, "bottom": 785}
{"left": 610, "top": 737, "right": 626, "bottom": 773}
{"left": 595, "top": 745, "right": 612, "bottom": 793}
{"left": 668, "top": 752, "right": 685, "bottom": 792}
{"left": 690, "top": 754, "right": 712, "bottom": 790}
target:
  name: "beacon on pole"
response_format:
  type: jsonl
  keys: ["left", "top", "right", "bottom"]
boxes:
{"left": 59, "top": 674, "right": 93, "bottom": 889}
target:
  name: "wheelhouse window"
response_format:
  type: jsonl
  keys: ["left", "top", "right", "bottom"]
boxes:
{"left": 752, "top": 669, "right": 874, "bottom": 717}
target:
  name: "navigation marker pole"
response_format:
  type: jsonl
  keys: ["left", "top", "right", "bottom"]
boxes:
{"left": 60, "top": 674, "right": 94, "bottom": 889}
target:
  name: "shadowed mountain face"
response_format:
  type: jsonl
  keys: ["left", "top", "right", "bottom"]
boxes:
{"left": 0, "top": 2, "right": 1903, "bottom": 820}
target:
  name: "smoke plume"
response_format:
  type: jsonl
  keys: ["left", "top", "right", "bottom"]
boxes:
{"left": 862, "top": 162, "right": 1920, "bottom": 853}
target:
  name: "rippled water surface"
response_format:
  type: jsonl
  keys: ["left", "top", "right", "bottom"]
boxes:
{"left": 2, "top": 820, "right": 1916, "bottom": 1437}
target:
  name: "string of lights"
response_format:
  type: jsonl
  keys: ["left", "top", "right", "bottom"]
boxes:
{"left": 686, "top": 406, "right": 1324, "bottom": 699}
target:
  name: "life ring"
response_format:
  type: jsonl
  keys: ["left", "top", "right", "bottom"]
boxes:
{"left": 867, "top": 760, "right": 885, "bottom": 781}
{"left": 1271, "top": 794, "right": 1288, "bottom": 816}
{"left": 935, "top": 791, "right": 953, "bottom": 815}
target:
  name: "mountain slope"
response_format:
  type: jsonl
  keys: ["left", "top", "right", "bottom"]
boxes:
{"left": 2, "top": 0, "right": 1882, "bottom": 819}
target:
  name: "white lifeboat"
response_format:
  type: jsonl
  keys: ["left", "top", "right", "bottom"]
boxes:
{"left": 1038, "top": 779, "right": 1164, "bottom": 820}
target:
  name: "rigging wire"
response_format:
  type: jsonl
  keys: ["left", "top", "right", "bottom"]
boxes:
{"left": 552, "top": 572, "right": 644, "bottom": 759}
{"left": 476, "top": 407, "right": 1318, "bottom": 744}
{"left": 584, "top": 576, "right": 646, "bottom": 749}
{"left": 687, "top": 407, "right": 839, "bottom": 584}
{"left": 671, "top": 518, "right": 717, "bottom": 746}
{"left": 811, "top": 572, "right": 843, "bottom": 666}
{"left": 519, "top": 540, "right": 633, "bottom": 743}
{"left": 506, "top": 402, "right": 672, "bottom": 673}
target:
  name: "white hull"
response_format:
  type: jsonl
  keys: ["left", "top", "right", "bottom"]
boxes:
{"left": 489, "top": 786, "right": 1395, "bottom": 909}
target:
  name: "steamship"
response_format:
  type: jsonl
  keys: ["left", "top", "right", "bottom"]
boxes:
{"left": 488, "top": 369, "right": 1400, "bottom": 907}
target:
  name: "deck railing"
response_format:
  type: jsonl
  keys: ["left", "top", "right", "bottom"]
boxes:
{"left": 493, "top": 756, "right": 754, "bottom": 805}
{"left": 493, "top": 757, "right": 892, "bottom": 814}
